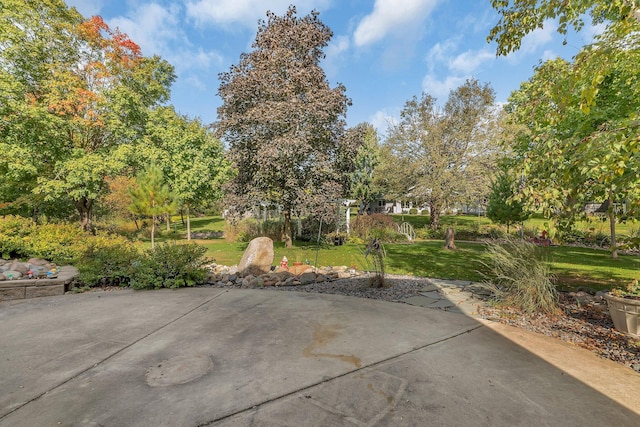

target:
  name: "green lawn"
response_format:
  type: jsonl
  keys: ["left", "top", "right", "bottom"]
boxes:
{"left": 138, "top": 215, "right": 639, "bottom": 291}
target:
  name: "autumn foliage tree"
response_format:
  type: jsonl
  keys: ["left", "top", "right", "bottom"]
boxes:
{"left": 0, "top": 1, "right": 175, "bottom": 231}
{"left": 216, "top": 6, "right": 351, "bottom": 247}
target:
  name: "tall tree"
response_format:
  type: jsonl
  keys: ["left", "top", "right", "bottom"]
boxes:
{"left": 383, "top": 79, "right": 499, "bottom": 229}
{"left": 506, "top": 38, "right": 640, "bottom": 258}
{"left": 346, "top": 123, "right": 380, "bottom": 214}
{"left": 0, "top": 1, "right": 175, "bottom": 231}
{"left": 141, "top": 107, "right": 230, "bottom": 240}
{"left": 128, "top": 164, "right": 175, "bottom": 250}
{"left": 216, "top": 6, "right": 351, "bottom": 248}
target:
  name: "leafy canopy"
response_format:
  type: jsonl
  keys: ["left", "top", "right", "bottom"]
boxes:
{"left": 216, "top": 6, "right": 352, "bottom": 246}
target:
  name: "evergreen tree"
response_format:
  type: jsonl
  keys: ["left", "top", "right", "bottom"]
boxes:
{"left": 128, "top": 164, "right": 175, "bottom": 249}
{"left": 486, "top": 167, "right": 529, "bottom": 234}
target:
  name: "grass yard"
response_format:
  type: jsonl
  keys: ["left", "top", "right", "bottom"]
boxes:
{"left": 139, "top": 215, "right": 639, "bottom": 291}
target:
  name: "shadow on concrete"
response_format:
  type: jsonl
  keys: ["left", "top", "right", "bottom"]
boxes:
{"left": 0, "top": 286, "right": 639, "bottom": 426}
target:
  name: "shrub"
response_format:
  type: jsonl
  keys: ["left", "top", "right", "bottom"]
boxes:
{"left": 482, "top": 238, "right": 558, "bottom": 314}
{"left": 415, "top": 225, "right": 445, "bottom": 240}
{"left": 351, "top": 214, "right": 397, "bottom": 240}
{"left": 24, "top": 222, "right": 86, "bottom": 264}
{"left": 370, "top": 227, "right": 406, "bottom": 243}
{"left": 361, "top": 238, "right": 387, "bottom": 288}
{"left": 76, "top": 235, "right": 140, "bottom": 286}
{"left": 0, "top": 216, "right": 87, "bottom": 263}
{"left": 409, "top": 208, "right": 418, "bottom": 215}
{"left": 0, "top": 215, "right": 34, "bottom": 258}
{"left": 129, "top": 242, "right": 208, "bottom": 289}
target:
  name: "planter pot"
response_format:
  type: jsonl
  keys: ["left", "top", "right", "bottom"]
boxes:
{"left": 604, "top": 293, "right": 640, "bottom": 337}
{"left": 292, "top": 262, "right": 303, "bottom": 267}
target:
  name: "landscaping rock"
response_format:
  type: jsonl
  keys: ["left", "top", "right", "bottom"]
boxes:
{"left": 238, "top": 237, "right": 274, "bottom": 277}
{"left": 299, "top": 272, "right": 316, "bottom": 285}
{"left": 28, "top": 258, "right": 48, "bottom": 266}
{"left": 289, "top": 264, "right": 312, "bottom": 275}
{"left": 8, "top": 260, "right": 29, "bottom": 275}
{"left": 248, "top": 276, "right": 264, "bottom": 288}
{"left": 3, "top": 270, "right": 22, "bottom": 280}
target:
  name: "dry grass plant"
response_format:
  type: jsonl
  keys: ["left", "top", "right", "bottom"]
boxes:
{"left": 482, "top": 238, "right": 559, "bottom": 314}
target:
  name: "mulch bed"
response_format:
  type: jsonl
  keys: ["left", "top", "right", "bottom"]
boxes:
{"left": 478, "top": 292, "right": 640, "bottom": 373}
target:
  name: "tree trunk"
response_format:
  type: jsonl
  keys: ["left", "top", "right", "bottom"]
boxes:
{"left": 608, "top": 190, "right": 618, "bottom": 259}
{"left": 166, "top": 213, "right": 171, "bottom": 231}
{"left": 75, "top": 198, "right": 94, "bottom": 233}
{"left": 429, "top": 200, "right": 441, "bottom": 230}
{"left": 444, "top": 227, "right": 456, "bottom": 250}
{"left": 32, "top": 206, "right": 39, "bottom": 224}
{"left": 283, "top": 210, "right": 292, "bottom": 248}
{"left": 151, "top": 214, "right": 156, "bottom": 250}
{"left": 186, "top": 205, "right": 191, "bottom": 241}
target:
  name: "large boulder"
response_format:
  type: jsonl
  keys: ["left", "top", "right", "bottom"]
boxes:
{"left": 238, "top": 237, "right": 274, "bottom": 277}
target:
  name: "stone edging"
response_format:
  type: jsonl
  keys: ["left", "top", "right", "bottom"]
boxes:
{"left": 0, "top": 266, "right": 79, "bottom": 301}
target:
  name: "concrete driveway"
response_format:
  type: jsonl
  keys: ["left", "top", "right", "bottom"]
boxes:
{"left": 1, "top": 288, "right": 639, "bottom": 426}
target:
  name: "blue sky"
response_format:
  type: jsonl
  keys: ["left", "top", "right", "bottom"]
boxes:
{"left": 66, "top": 0, "right": 604, "bottom": 135}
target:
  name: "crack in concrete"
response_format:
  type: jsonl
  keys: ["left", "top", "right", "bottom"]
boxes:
{"left": 0, "top": 290, "right": 229, "bottom": 421}
{"left": 195, "top": 324, "right": 483, "bottom": 427}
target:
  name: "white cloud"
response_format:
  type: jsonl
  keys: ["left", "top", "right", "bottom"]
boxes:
{"left": 370, "top": 110, "right": 398, "bottom": 137}
{"left": 327, "top": 35, "right": 350, "bottom": 57}
{"left": 65, "top": 0, "right": 104, "bottom": 17}
{"left": 448, "top": 49, "right": 494, "bottom": 74}
{"left": 354, "top": 0, "right": 441, "bottom": 47}
{"left": 502, "top": 20, "right": 556, "bottom": 64}
{"left": 426, "top": 38, "right": 460, "bottom": 68}
{"left": 323, "top": 35, "right": 350, "bottom": 77}
{"left": 422, "top": 74, "right": 468, "bottom": 99}
{"left": 185, "top": 0, "right": 331, "bottom": 29}
{"left": 109, "top": 3, "right": 181, "bottom": 57}
{"left": 517, "top": 20, "right": 556, "bottom": 54}
{"left": 541, "top": 49, "right": 557, "bottom": 62}
{"left": 107, "top": 3, "right": 223, "bottom": 75}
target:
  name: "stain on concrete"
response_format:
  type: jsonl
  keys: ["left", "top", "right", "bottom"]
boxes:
{"left": 303, "top": 323, "right": 362, "bottom": 368}
{"left": 145, "top": 354, "right": 213, "bottom": 387}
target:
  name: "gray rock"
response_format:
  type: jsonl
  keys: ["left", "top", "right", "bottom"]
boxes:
{"left": 238, "top": 237, "right": 274, "bottom": 277}
{"left": 577, "top": 286, "right": 597, "bottom": 296}
{"left": 248, "top": 277, "right": 264, "bottom": 288}
{"left": 3, "top": 270, "right": 22, "bottom": 280}
{"left": 299, "top": 272, "right": 316, "bottom": 285}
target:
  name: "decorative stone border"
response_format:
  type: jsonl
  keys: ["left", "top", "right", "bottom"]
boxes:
{"left": 0, "top": 266, "right": 79, "bottom": 302}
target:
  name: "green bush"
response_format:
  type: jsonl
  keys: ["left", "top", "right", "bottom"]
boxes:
{"left": 415, "top": 226, "right": 445, "bottom": 240}
{"left": 482, "top": 238, "right": 558, "bottom": 314}
{"left": 24, "top": 223, "right": 86, "bottom": 264}
{"left": 129, "top": 242, "right": 208, "bottom": 289}
{"left": 351, "top": 214, "right": 397, "bottom": 240}
{"left": 0, "top": 215, "right": 86, "bottom": 263}
{"left": 0, "top": 215, "right": 33, "bottom": 258}
{"left": 76, "top": 235, "right": 140, "bottom": 286}
{"left": 409, "top": 208, "right": 418, "bottom": 215}
{"left": 370, "top": 227, "right": 406, "bottom": 243}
